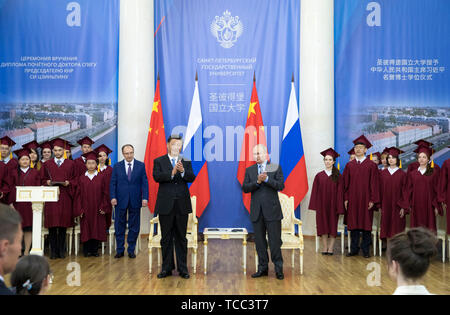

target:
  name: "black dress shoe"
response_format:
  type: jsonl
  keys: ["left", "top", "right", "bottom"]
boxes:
{"left": 321, "top": 252, "right": 328, "bottom": 255}
{"left": 128, "top": 253, "right": 136, "bottom": 259}
{"left": 276, "top": 272, "right": 284, "bottom": 280}
{"left": 179, "top": 272, "right": 190, "bottom": 279}
{"left": 92, "top": 253, "right": 99, "bottom": 257}
{"left": 114, "top": 252, "right": 124, "bottom": 258}
{"left": 346, "top": 252, "right": 358, "bottom": 257}
{"left": 363, "top": 253, "right": 371, "bottom": 258}
{"left": 50, "top": 254, "right": 57, "bottom": 260}
{"left": 327, "top": 252, "right": 334, "bottom": 256}
{"left": 157, "top": 270, "right": 172, "bottom": 279}
{"left": 251, "top": 270, "right": 268, "bottom": 278}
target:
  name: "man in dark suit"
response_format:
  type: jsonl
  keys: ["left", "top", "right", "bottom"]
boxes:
{"left": 0, "top": 204, "right": 23, "bottom": 295}
{"left": 153, "top": 135, "right": 196, "bottom": 279}
{"left": 110, "top": 144, "right": 149, "bottom": 258}
{"left": 242, "top": 144, "right": 285, "bottom": 280}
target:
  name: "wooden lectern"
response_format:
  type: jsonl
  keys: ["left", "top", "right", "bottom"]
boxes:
{"left": 15, "top": 186, "right": 59, "bottom": 256}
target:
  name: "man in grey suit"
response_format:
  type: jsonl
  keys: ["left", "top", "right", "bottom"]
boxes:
{"left": 242, "top": 144, "right": 285, "bottom": 280}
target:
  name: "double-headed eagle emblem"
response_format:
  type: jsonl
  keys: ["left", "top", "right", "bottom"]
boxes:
{"left": 210, "top": 10, "right": 244, "bottom": 49}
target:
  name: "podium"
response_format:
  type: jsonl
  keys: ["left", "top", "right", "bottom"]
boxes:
{"left": 15, "top": 186, "right": 59, "bottom": 256}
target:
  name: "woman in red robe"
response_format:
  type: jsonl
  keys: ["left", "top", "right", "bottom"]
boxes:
{"left": 95, "top": 144, "right": 113, "bottom": 230}
{"left": 41, "top": 138, "right": 76, "bottom": 259}
{"left": 399, "top": 145, "right": 442, "bottom": 232}
{"left": 9, "top": 148, "right": 41, "bottom": 255}
{"left": 438, "top": 146, "right": 450, "bottom": 234}
{"left": 379, "top": 147, "right": 406, "bottom": 240}
{"left": 309, "top": 148, "right": 344, "bottom": 255}
{"left": 74, "top": 151, "right": 110, "bottom": 257}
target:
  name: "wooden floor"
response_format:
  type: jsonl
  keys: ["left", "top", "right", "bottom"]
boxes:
{"left": 5, "top": 237, "right": 450, "bottom": 295}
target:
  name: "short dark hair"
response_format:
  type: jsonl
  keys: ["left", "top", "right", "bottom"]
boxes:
{"left": 121, "top": 144, "right": 134, "bottom": 153}
{"left": 167, "top": 134, "right": 183, "bottom": 143}
{"left": 387, "top": 227, "right": 437, "bottom": 280}
{"left": 0, "top": 204, "right": 22, "bottom": 243}
{"left": 11, "top": 255, "right": 51, "bottom": 295}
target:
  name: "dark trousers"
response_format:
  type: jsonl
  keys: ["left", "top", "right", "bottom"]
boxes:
{"left": 115, "top": 204, "right": 141, "bottom": 254}
{"left": 253, "top": 212, "right": 283, "bottom": 273}
{"left": 48, "top": 227, "right": 67, "bottom": 257}
{"left": 159, "top": 199, "right": 188, "bottom": 274}
{"left": 83, "top": 239, "right": 100, "bottom": 256}
{"left": 350, "top": 229, "right": 372, "bottom": 255}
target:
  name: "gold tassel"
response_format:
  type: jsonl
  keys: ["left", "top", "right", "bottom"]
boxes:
{"left": 63, "top": 150, "right": 68, "bottom": 159}
{"left": 30, "top": 160, "right": 34, "bottom": 168}
{"left": 337, "top": 162, "right": 340, "bottom": 171}
{"left": 431, "top": 160, "right": 434, "bottom": 168}
{"left": 9, "top": 152, "right": 12, "bottom": 159}
{"left": 370, "top": 153, "right": 373, "bottom": 161}
{"left": 399, "top": 159, "right": 402, "bottom": 169}
{"left": 108, "top": 158, "right": 111, "bottom": 166}
{"left": 97, "top": 165, "right": 100, "bottom": 172}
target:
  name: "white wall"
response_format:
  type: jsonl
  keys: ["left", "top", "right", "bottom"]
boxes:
{"left": 118, "top": 0, "right": 334, "bottom": 236}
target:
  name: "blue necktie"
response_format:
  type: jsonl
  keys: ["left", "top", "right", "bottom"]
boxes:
{"left": 127, "top": 163, "right": 132, "bottom": 181}
{"left": 172, "top": 159, "right": 176, "bottom": 168}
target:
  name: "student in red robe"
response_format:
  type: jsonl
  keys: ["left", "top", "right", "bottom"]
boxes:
{"left": 39, "top": 141, "right": 53, "bottom": 164}
{"left": 94, "top": 144, "right": 113, "bottom": 230}
{"left": 309, "top": 148, "right": 344, "bottom": 255}
{"left": 343, "top": 135, "right": 380, "bottom": 258}
{"left": 8, "top": 148, "right": 41, "bottom": 255}
{"left": 371, "top": 152, "right": 381, "bottom": 168}
{"left": 399, "top": 145, "right": 442, "bottom": 232}
{"left": 74, "top": 136, "right": 95, "bottom": 177}
{"left": 438, "top": 146, "right": 450, "bottom": 234}
{"left": 348, "top": 148, "right": 356, "bottom": 162}
{"left": 380, "top": 147, "right": 389, "bottom": 171}
{"left": 0, "top": 158, "right": 11, "bottom": 205}
{"left": 379, "top": 147, "right": 407, "bottom": 241}
{"left": 22, "top": 140, "right": 42, "bottom": 172}
{"left": 41, "top": 138, "right": 76, "bottom": 259}
{"left": 0, "top": 136, "right": 18, "bottom": 171}
{"left": 406, "top": 140, "right": 440, "bottom": 174}
{"left": 74, "top": 151, "right": 110, "bottom": 257}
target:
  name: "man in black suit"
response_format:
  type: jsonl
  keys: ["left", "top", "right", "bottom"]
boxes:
{"left": 242, "top": 144, "right": 285, "bottom": 280}
{"left": 153, "top": 135, "right": 196, "bottom": 279}
{"left": 0, "top": 204, "right": 23, "bottom": 295}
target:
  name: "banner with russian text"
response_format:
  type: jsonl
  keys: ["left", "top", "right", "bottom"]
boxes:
{"left": 155, "top": 0, "right": 301, "bottom": 232}
{"left": 0, "top": 0, "right": 119, "bottom": 162}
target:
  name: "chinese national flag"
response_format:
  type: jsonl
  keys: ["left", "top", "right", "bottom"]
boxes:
{"left": 144, "top": 78, "right": 167, "bottom": 213}
{"left": 237, "top": 75, "right": 267, "bottom": 212}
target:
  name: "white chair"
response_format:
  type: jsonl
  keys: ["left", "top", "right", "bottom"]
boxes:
{"left": 372, "top": 211, "right": 380, "bottom": 257}
{"left": 255, "top": 193, "right": 304, "bottom": 275}
{"left": 315, "top": 214, "right": 347, "bottom": 255}
{"left": 148, "top": 196, "right": 198, "bottom": 274}
{"left": 436, "top": 209, "right": 447, "bottom": 263}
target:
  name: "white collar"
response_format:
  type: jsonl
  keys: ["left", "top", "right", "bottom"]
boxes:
{"left": 418, "top": 167, "right": 426, "bottom": 175}
{"left": 325, "top": 169, "right": 332, "bottom": 176}
{"left": 355, "top": 156, "right": 366, "bottom": 163}
{"left": 85, "top": 170, "right": 98, "bottom": 180}
{"left": 99, "top": 165, "right": 107, "bottom": 171}
{"left": 2, "top": 156, "right": 10, "bottom": 163}
{"left": 20, "top": 167, "right": 30, "bottom": 173}
{"left": 168, "top": 154, "right": 179, "bottom": 162}
{"left": 388, "top": 167, "right": 399, "bottom": 175}
{"left": 54, "top": 157, "right": 65, "bottom": 164}
{"left": 0, "top": 274, "right": 4, "bottom": 283}
{"left": 125, "top": 159, "right": 134, "bottom": 166}
{"left": 393, "top": 285, "right": 432, "bottom": 295}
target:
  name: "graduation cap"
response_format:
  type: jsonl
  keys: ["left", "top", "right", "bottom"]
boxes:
{"left": 94, "top": 144, "right": 112, "bottom": 156}
{"left": 0, "top": 136, "right": 16, "bottom": 147}
{"left": 82, "top": 151, "right": 98, "bottom": 161}
{"left": 382, "top": 147, "right": 390, "bottom": 155}
{"left": 352, "top": 134, "right": 372, "bottom": 149}
{"left": 372, "top": 152, "right": 381, "bottom": 161}
{"left": 414, "top": 144, "right": 435, "bottom": 168}
{"left": 414, "top": 139, "right": 433, "bottom": 147}
{"left": 13, "top": 148, "right": 31, "bottom": 159}
{"left": 22, "top": 140, "right": 40, "bottom": 152}
{"left": 50, "top": 138, "right": 67, "bottom": 149}
{"left": 387, "top": 147, "right": 404, "bottom": 168}
{"left": 77, "top": 136, "right": 95, "bottom": 147}
{"left": 321, "top": 148, "right": 341, "bottom": 170}
{"left": 39, "top": 141, "right": 52, "bottom": 150}
{"left": 347, "top": 148, "right": 355, "bottom": 155}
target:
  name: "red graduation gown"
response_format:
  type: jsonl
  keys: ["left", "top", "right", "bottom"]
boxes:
{"left": 1, "top": 159, "right": 17, "bottom": 203}
{"left": 73, "top": 172, "right": 110, "bottom": 242}
{"left": 9, "top": 168, "right": 41, "bottom": 228}
{"left": 98, "top": 166, "right": 113, "bottom": 228}
{"left": 309, "top": 171, "right": 344, "bottom": 237}
{"left": 41, "top": 159, "right": 76, "bottom": 228}
{"left": 379, "top": 168, "right": 406, "bottom": 238}
{"left": 438, "top": 159, "right": 450, "bottom": 234}
{"left": 0, "top": 162, "right": 11, "bottom": 204}
{"left": 343, "top": 158, "right": 380, "bottom": 231}
{"left": 399, "top": 167, "right": 442, "bottom": 232}
{"left": 74, "top": 157, "right": 87, "bottom": 178}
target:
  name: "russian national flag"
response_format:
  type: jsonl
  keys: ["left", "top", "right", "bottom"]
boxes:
{"left": 182, "top": 74, "right": 210, "bottom": 218}
{"left": 280, "top": 77, "right": 308, "bottom": 211}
